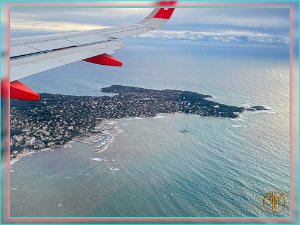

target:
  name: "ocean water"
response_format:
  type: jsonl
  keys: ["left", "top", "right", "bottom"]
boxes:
{"left": 10, "top": 38, "right": 290, "bottom": 217}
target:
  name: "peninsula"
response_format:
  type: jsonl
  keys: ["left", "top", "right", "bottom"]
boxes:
{"left": 10, "top": 85, "right": 267, "bottom": 160}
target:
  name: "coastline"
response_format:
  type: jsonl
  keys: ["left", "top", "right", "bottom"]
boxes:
{"left": 10, "top": 144, "right": 73, "bottom": 166}
{"left": 10, "top": 113, "right": 168, "bottom": 166}
{"left": 10, "top": 119, "right": 121, "bottom": 166}
{"left": 10, "top": 150, "right": 37, "bottom": 166}
{"left": 9, "top": 114, "right": 168, "bottom": 166}
{"left": 10, "top": 107, "right": 270, "bottom": 166}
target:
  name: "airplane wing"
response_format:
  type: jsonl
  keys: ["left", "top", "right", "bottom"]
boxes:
{"left": 9, "top": 1, "right": 176, "bottom": 100}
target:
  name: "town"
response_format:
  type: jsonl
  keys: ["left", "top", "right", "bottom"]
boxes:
{"left": 10, "top": 85, "right": 267, "bottom": 160}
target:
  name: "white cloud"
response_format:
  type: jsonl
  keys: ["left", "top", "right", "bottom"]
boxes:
{"left": 134, "top": 30, "right": 289, "bottom": 45}
{"left": 10, "top": 8, "right": 152, "bottom": 28}
{"left": 10, "top": 7, "right": 289, "bottom": 30}
{"left": 11, "top": 19, "right": 110, "bottom": 32}
{"left": 173, "top": 8, "right": 289, "bottom": 29}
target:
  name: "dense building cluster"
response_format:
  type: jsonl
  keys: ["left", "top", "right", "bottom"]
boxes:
{"left": 10, "top": 85, "right": 265, "bottom": 159}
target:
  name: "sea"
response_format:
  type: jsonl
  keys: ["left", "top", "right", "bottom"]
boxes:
{"left": 10, "top": 37, "right": 290, "bottom": 217}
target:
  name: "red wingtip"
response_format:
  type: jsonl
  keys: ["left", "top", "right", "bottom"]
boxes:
{"left": 84, "top": 54, "right": 123, "bottom": 67}
{"left": 10, "top": 80, "right": 40, "bottom": 101}
{"left": 153, "top": 1, "right": 176, "bottom": 19}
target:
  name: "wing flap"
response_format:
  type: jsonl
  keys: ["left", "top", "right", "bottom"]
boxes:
{"left": 11, "top": 40, "right": 126, "bottom": 81}
{"left": 66, "top": 35, "right": 108, "bottom": 45}
{"left": 26, "top": 39, "right": 76, "bottom": 52}
{"left": 11, "top": 45, "right": 40, "bottom": 58}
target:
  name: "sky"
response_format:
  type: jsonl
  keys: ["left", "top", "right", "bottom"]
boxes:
{"left": 10, "top": 2, "right": 291, "bottom": 46}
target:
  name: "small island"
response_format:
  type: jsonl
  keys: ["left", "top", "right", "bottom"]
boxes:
{"left": 10, "top": 85, "right": 267, "bottom": 160}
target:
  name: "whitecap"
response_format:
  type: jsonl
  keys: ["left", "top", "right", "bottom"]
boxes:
{"left": 252, "top": 110, "right": 269, "bottom": 114}
{"left": 242, "top": 103, "right": 252, "bottom": 107}
{"left": 154, "top": 115, "right": 165, "bottom": 119}
{"left": 264, "top": 106, "right": 272, "bottom": 110}
{"left": 116, "top": 127, "right": 124, "bottom": 134}
{"left": 10, "top": 158, "right": 20, "bottom": 166}
{"left": 63, "top": 144, "right": 72, "bottom": 148}
{"left": 91, "top": 157, "right": 103, "bottom": 162}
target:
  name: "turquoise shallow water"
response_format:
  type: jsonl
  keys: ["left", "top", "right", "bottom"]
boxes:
{"left": 10, "top": 39, "right": 289, "bottom": 217}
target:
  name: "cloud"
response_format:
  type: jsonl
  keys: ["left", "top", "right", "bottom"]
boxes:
{"left": 172, "top": 8, "right": 289, "bottom": 29}
{"left": 134, "top": 30, "right": 289, "bottom": 45}
{"left": 10, "top": 7, "right": 289, "bottom": 31}
{"left": 10, "top": 8, "right": 151, "bottom": 28}
{"left": 11, "top": 19, "right": 109, "bottom": 32}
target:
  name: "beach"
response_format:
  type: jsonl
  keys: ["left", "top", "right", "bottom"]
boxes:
{"left": 10, "top": 119, "right": 122, "bottom": 166}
